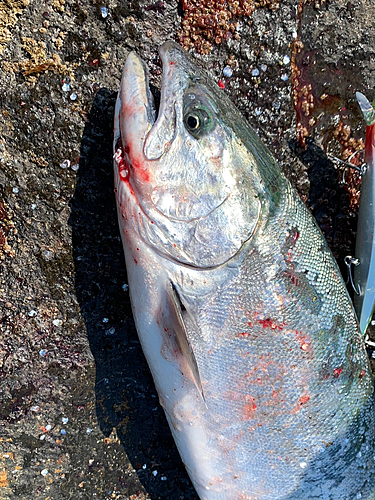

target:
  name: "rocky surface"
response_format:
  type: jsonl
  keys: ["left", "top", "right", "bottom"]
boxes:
{"left": 0, "top": 0, "right": 374, "bottom": 499}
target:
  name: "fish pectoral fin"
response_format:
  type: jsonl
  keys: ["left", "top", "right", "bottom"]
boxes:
{"left": 162, "top": 281, "right": 205, "bottom": 402}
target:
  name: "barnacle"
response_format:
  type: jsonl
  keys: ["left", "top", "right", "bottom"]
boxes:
{"left": 178, "top": 0, "right": 280, "bottom": 54}
{"left": 333, "top": 122, "right": 364, "bottom": 210}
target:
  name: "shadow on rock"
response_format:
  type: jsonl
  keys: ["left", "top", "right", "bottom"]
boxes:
{"left": 290, "top": 138, "right": 357, "bottom": 280}
{"left": 69, "top": 88, "right": 198, "bottom": 500}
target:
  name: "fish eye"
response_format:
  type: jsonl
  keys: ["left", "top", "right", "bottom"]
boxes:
{"left": 186, "top": 114, "right": 200, "bottom": 130}
{"left": 183, "top": 95, "right": 215, "bottom": 139}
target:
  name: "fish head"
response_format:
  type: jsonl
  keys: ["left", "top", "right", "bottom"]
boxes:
{"left": 114, "top": 41, "right": 284, "bottom": 268}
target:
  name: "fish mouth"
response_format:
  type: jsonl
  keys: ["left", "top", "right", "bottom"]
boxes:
{"left": 113, "top": 48, "right": 156, "bottom": 166}
{"left": 113, "top": 44, "right": 163, "bottom": 192}
{"left": 149, "top": 83, "right": 161, "bottom": 122}
{"left": 114, "top": 41, "right": 187, "bottom": 166}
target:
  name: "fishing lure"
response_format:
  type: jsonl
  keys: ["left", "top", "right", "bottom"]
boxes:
{"left": 353, "top": 92, "right": 375, "bottom": 336}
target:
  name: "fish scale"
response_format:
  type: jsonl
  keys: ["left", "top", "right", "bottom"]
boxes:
{"left": 186, "top": 199, "right": 372, "bottom": 497}
{"left": 114, "top": 41, "right": 375, "bottom": 499}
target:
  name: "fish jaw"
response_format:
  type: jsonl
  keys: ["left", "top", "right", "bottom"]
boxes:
{"left": 143, "top": 41, "right": 189, "bottom": 161}
{"left": 114, "top": 51, "right": 155, "bottom": 193}
{"left": 354, "top": 93, "right": 375, "bottom": 335}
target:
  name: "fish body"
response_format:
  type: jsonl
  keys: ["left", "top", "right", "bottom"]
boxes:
{"left": 114, "top": 42, "right": 375, "bottom": 500}
{"left": 354, "top": 92, "right": 375, "bottom": 335}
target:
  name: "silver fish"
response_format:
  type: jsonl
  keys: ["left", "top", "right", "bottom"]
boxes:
{"left": 354, "top": 92, "right": 375, "bottom": 336}
{"left": 113, "top": 41, "right": 375, "bottom": 500}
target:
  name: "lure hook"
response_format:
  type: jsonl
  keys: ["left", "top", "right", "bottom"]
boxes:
{"left": 328, "top": 152, "right": 368, "bottom": 186}
{"left": 344, "top": 255, "right": 361, "bottom": 295}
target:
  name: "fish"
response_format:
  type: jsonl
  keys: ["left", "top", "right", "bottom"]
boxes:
{"left": 354, "top": 92, "right": 375, "bottom": 336}
{"left": 113, "top": 41, "right": 375, "bottom": 500}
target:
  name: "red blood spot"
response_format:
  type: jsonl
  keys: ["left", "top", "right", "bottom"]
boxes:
{"left": 294, "top": 331, "right": 311, "bottom": 351}
{"left": 284, "top": 230, "right": 300, "bottom": 263}
{"left": 236, "top": 330, "right": 258, "bottom": 341}
{"left": 333, "top": 368, "right": 342, "bottom": 378}
{"left": 136, "top": 248, "right": 139, "bottom": 251}
{"left": 131, "top": 157, "right": 150, "bottom": 182}
{"left": 119, "top": 169, "right": 129, "bottom": 181}
{"left": 258, "top": 319, "right": 285, "bottom": 330}
{"left": 299, "top": 395, "right": 310, "bottom": 405}
{"left": 134, "top": 258, "right": 138, "bottom": 264}
{"left": 117, "top": 154, "right": 129, "bottom": 181}
{"left": 132, "top": 158, "right": 141, "bottom": 169}
{"left": 218, "top": 80, "right": 225, "bottom": 89}
{"left": 283, "top": 269, "right": 299, "bottom": 285}
{"left": 292, "top": 394, "right": 310, "bottom": 413}
{"left": 243, "top": 396, "right": 257, "bottom": 419}
{"left": 291, "top": 275, "right": 298, "bottom": 286}
{"left": 292, "top": 231, "right": 300, "bottom": 244}
{"left": 118, "top": 140, "right": 150, "bottom": 184}
{"left": 114, "top": 145, "right": 131, "bottom": 185}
